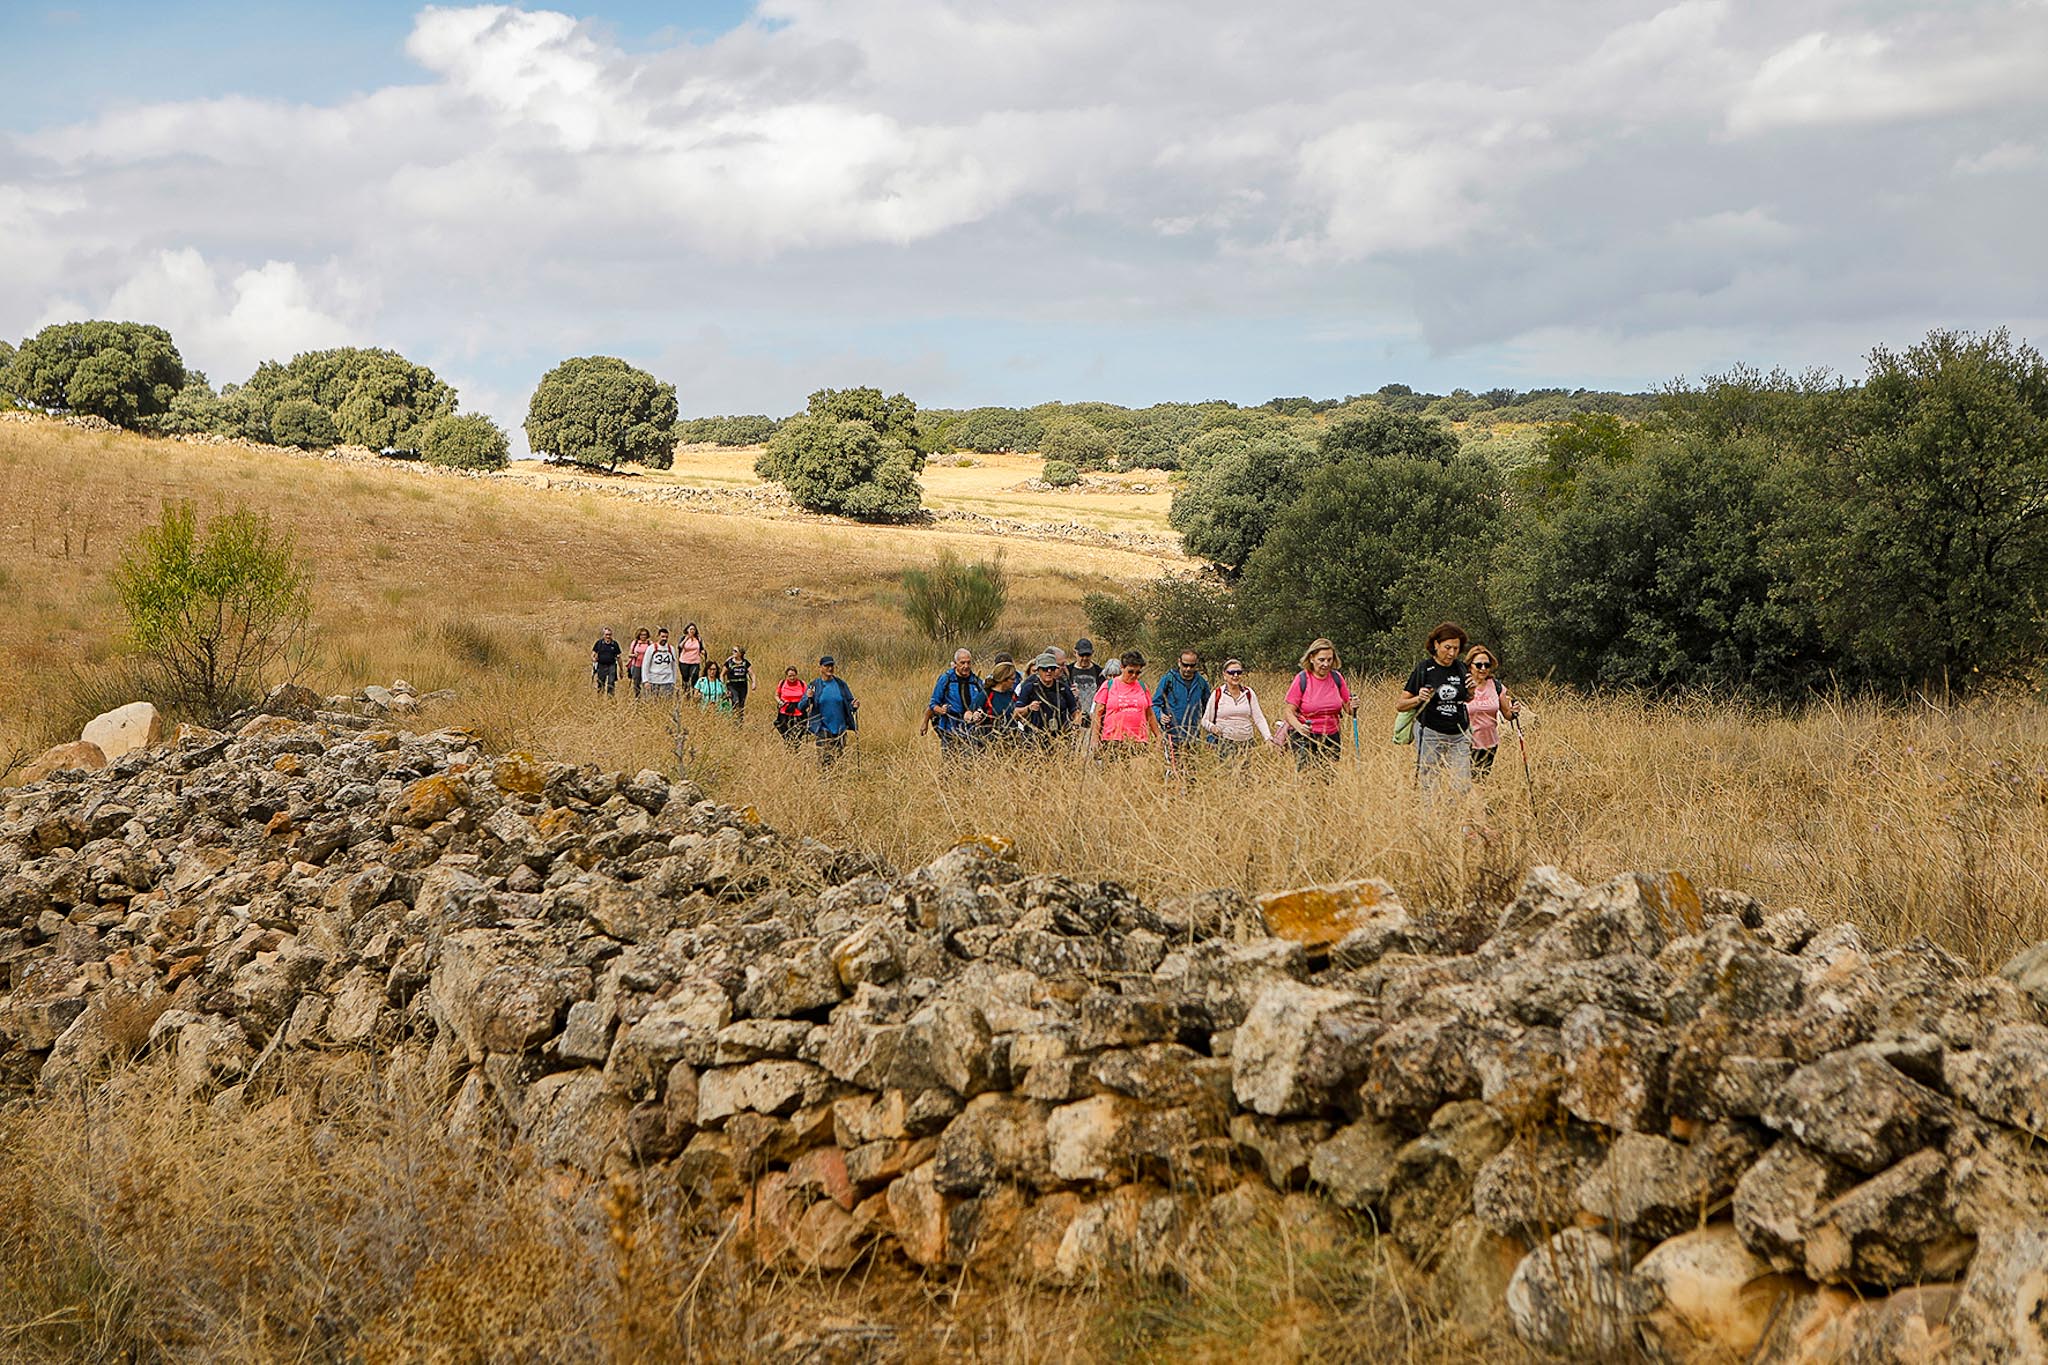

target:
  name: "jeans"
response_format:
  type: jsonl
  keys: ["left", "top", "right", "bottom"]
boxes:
{"left": 1416, "top": 726, "right": 1473, "bottom": 790}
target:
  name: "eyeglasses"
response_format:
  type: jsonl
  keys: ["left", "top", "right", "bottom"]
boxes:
{"left": 1471, "top": 662, "right": 1494, "bottom": 671}
{"left": 1225, "top": 669, "right": 1243, "bottom": 676}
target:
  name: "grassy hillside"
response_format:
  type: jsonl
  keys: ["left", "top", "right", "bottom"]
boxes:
{"left": 4, "top": 415, "right": 2047, "bottom": 965}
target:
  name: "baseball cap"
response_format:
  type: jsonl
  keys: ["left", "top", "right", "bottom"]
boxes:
{"left": 1075, "top": 637, "right": 1094, "bottom": 655}
{"left": 819, "top": 655, "right": 835, "bottom": 666}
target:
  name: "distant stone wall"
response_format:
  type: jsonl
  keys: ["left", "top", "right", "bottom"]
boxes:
{"left": 3, "top": 716, "right": 2045, "bottom": 1361}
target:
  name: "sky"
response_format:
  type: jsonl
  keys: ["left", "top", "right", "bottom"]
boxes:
{"left": 4, "top": 1, "right": 2045, "bottom": 452}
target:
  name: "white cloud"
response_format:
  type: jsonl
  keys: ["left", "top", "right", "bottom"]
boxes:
{"left": 3, "top": 1, "right": 2044, "bottom": 413}
{"left": 103, "top": 249, "right": 361, "bottom": 385}
{"left": 1956, "top": 141, "right": 2040, "bottom": 174}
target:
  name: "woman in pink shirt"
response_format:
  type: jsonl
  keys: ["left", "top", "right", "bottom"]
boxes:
{"left": 1284, "top": 638, "right": 1355, "bottom": 769}
{"left": 626, "top": 627, "right": 653, "bottom": 700}
{"left": 1463, "top": 644, "right": 1520, "bottom": 778}
{"left": 1092, "top": 649, "right": 1163, "bottom": 755}
{"left": 678, "top": 623, "right": 706, "bottom": 689}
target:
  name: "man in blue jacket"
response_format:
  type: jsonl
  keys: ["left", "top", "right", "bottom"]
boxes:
{"left": 1153, "top": 649, "right": 1212, "bottom": 756}
{"left": 925, "top": 648, "right": 989, "bottom": 757}
{"left": 804, "top": 655, "right": 858, "bottom": 769}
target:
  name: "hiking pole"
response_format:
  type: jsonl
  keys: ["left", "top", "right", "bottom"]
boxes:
{"left": 1511, "top": 712, "right": 1532, "bottom": 795}
{"left": 1350, "top": 712, "right": 1361, "bottom": 756}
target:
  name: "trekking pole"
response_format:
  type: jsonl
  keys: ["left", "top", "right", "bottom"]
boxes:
{"left": 1511, "top": 712, "right": 1532, "bottom": 795}
{"left": 1350, "top": 712, "right": 1361, "bottom": 756}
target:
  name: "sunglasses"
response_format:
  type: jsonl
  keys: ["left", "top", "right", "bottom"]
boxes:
{"left": 1471, "top": 662, "right": 1494, "bottom": 670}
{"left": 1225, "top": 669, "right": 1244, "bottom": 676}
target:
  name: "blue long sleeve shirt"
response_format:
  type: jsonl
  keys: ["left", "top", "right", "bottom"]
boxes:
{"left": 927, "top": 670, "right": 989, "bottom": 736}
{"left": 805, "top": 677, "right": 858, "bottom": 736}
{"left": 1152, "top": 670, "right": 1212, "bottom": 742}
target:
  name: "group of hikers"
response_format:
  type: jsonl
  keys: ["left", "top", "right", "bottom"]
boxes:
{"left": 591, "top": 619, "right": 1524, "bottom": 786}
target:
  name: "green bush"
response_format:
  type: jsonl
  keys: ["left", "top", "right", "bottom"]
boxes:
{"left": 900, "top": 549, "right": 1008, "bottom": 640}
{"left": 1040, "top": 416, "right": 1116, "bottom": 469}
{"left": 236, "top": 347, "right": 455, "bottom": 451}
{"left": 757, "top": 413, "right": 925, "bottom": 520}
{"left": 947, "top": 407, "right": 1044, "bottom": 454}
{"left": 112, "top": 502, "right": 313, "bottom": 721}
{"left": 676, "top": 414, "right": 778, "bottom": 446}
{"left": 419, "top": 413, "right": 511, "bottom": 470}
{"left": 524, "top": 356, "right": 679, "bottom": 471}
{"left": 1082, "top": 591, "right": 1144, "bottom": 651}
{"left": 1042, "top": 459, "right": 1081, "bottom": 487}
{"left": 1166, "top": 431, "right": 1322, "bottom": 575}
{"left": 270, "top": 398, "right": 338, "bottom": 450}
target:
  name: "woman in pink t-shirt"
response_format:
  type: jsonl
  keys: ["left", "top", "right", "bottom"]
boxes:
{"left": 1092, "top": 649, "right": 1162, "bottom": 754}
{"left": 1463, "top": 644, "right": 1520, "bottom": 778}
{"left": 678, "top": 623, "right": 706, "bottom": 688}
{"left": 1283, "top": 637, "right": 1355, "bottom": 769}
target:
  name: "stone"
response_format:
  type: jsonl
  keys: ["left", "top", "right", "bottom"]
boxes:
{"left": 1505, "top": 1228, "right": 1646, "bottom": 1357}
{"left": 1560, "top": 1003, "right": 1668, "bottom": 1132}
{"left": 933, "top": 1093, "right": 1053, "bottom": 1194}
{"left": 1436, "top": 1216, "right": 1526, "bottom": 1335}
{"left": 1802, "top": 1148, "right": 1974, "bottom": 1288}
{"left": 1631, "top": 1223, "right": 1801, "bottom": 1364}
{"left": 1472, "top": 1129, "right": 1605, "bottom": 1236}
{"left": 558, "top": 999, "right": 615, "bottom": 1065}
{"left": 1950, "top": 1221, "right": 2048, "bottom": 1362}
{"left": 429, "top": 928, "right": 584, "bottom": 1063}
{"left": 1386, "top": 1101, "right": 1508, "bottom": 1261}
{"left": 1576, "top": 1122, "right": 1768, "bottom": 1240}
{"left": 1733, "top": 1140, "right": 1861, "bottom": 1272}
{"left": 1948, "top": 1117, "right": 2048, "bottom": 1234}
{"left": 886, "top": 1163, "right": 950, "bottom": 1268}
{"left": 1230, "top": 980, "right": 1378, "bottom": 1117}
{"left": 829, "top": 918, "right": 904, "bottom": 989}
{"left": 1306, "top": 1116, "right": 1403, "bottom": 1211}
{"left": 696, "top": 1060, "right": 818, "bottom": 1122}
{"left": 605, "top": 981, "right": 733, "bottom": 1091}
{"left": 81, "top": 702, "right": 161, "bottom": 760}
{"left": 20, "top": 740, "right": 107, "bottom": 784}
{"left": 257, "top": 682, "right": 322, "bottom": 717}
{"left": 1046, "top": 1094, "right": 1199, "bottom": 1185}
{"left": 1227, "top": 1113, "right": 1331, "bottom": 1189}
{"left": 1254, "top": 878, "right": 1404, "bottom": 949}
{"left": 522, "top": 1070, "right": 626, "bottom": 1170}
{"left": 1761, "top": 1043, "right": 1953, "bottom": 1173}
{"left": 1362, "top": 1012, "right": 1480, "bottom": 1122}
{"left": 1945, "top": 1023, "right": 2048, "bottom": 1135}
{"left": 2000, "top": 941, "right": 2048, "bottom": 1016}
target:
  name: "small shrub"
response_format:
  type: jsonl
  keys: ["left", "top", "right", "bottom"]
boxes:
{"left": 900, "top": 549, "right": 1008, "bottom": 641}
{"left": 1040, "top": 416, "right": 1116, "bottom": 469}
{"left": 1042, "top": 459, "right": 1081, "bottom": 487}
{"left": 112, "top": 502, "right": 313, "bottom": 722}
{"left": 757, "top": 416, "right": 924, "bottom": 521}
{"left": 1082, "top": 590, "right": 1144, "bottom": 650}
{"left": 270, "top": 398, "right": 338, "bottom": 450}
{"left": 418, "top": 413, "right": 511, "bottom": 470}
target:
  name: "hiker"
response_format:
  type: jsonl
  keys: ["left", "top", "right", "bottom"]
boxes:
{"left": 1284, "top": 638, "right": 1355, "bottom": 768}
{"left": 1464, "top": 644, "right": 1520, "bottom": 779}
{"left": 1152, "top": 650, "right": 1212, "bottom": 758}
{"left": 725, "top": 647, "right": 752, "bottom": 719}
{"left": 804, "top": 655, "right": 858, "bottom": 769}
{"left": 642, "top": 628, "right": 678, "bottom": 698}
{"left": 926, "top": 649, "right": 990, "bottom": 756}
{"left": 1201, "top": 658, "right": 1274, "bottom": 755}
{"left": 696, "top": 659, "right": 731, "bottom": 711}
{"left": 1069, "top": 639, "right": 1104, "bottom": 719}
{"left": 592, "top": 628, "right": 623, "bottom": 696}
{"left": 626, "top": 627, "right": 653, "bottom": 700}
{"left": 1398, "top": 622, "right": 1473, "bottom": 789}
{"left": 1015, "top": 653, "right": 1079, "bottom": 745}
{"left": 1092, "top": 649, "right": 1162, "bottom": 755}
{"left": 679, "top": 623, "right": 706, "bottom": 689}
{"left": 774, "top": 666, "right": 809, "bottom": 745}
{"left": 986, "top": 662, "right": 1021, "bottom": 742}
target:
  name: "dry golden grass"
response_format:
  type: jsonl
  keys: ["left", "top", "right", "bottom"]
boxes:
{"left": 6, "top": 415, "right": 2047, "bottom": 967}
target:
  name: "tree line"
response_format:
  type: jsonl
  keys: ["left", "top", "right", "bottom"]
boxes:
{"left": 6, "top": 316, "right": 2042, "bottom": 695}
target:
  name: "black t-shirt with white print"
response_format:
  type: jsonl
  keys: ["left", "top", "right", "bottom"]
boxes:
{"left": 1405, "top": 659, "right": 1471, "bottom": 734}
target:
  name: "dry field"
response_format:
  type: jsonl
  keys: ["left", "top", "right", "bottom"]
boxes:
{"left": 5, "top": 414, "right": 2048, "bottom": 1361}
{"left": 5, "top": 415, "right": 2047, "bottom": 967}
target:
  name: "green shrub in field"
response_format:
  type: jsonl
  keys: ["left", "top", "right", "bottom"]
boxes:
{"left": 1042, "top": 459, "right": 1080, "bottom": 487}
{"left": 900, "top": 549, "right": 1007, "bottom": 640}
{"left": 113, "top": 502, "right": 313, "bottom": 721}
{"left": 237, "top": 347, "right": 455, "bottom": 451}
{"left": 419, "top": 413, "right": 511, "bottom": 470}
{"left": 1082, "top": 591, "right": 1144, "bottom": 652}
{"left": 270, "top": 398, "right": 339, "bottom": 450}
{"left": 676, "top": 414, "right": 778, "bottom": 446}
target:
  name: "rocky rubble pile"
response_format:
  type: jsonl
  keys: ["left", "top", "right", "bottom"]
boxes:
{"left": 3, "top": 720, "right": 2046, "bottom": 1362}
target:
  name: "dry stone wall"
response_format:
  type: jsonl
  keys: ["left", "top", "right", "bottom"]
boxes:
{"left": 3, "top": 715, "right": 2047, "bottom": 1362}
